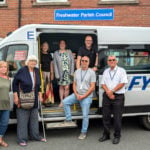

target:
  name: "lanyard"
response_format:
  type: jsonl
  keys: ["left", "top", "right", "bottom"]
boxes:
{"left": 109, "top": 68, "right": 118, "bottom": 81}
{"left": 81, "top": 69, "right": 88, "bottom": 83}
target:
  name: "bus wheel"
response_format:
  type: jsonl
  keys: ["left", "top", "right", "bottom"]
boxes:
{"left": 139, "top": 115, "right": 150, "bottom": 130}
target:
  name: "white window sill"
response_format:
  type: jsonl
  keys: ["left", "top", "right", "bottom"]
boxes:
{"left": 0, "top": 4, "right": 7, "bottom": 7}
{"left": 98, "top": 0, "right": 139, "bottom": 5}
{"left": 32, "top": 2, "right": 70, "bottom": 6}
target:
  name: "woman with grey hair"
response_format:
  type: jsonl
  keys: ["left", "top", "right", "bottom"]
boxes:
{"left": 13, "top": 55, "right": 46, "bottom": 146}
{"left": 53, "top": 40, "right": 74, "bottom": 107}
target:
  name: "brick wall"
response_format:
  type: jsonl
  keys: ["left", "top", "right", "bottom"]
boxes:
{"left": 0, "top": 0, "right": 150, "bottom": 37}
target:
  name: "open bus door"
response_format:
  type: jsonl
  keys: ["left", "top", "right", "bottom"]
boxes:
{"left": 37, "top": 28, "right": 99, "bottom": 128}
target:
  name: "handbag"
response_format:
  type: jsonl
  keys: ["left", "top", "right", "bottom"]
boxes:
{"left": 19, "top": 72, "right": 36, "bottom": 109}
{"left": 19, "top": 90, "right": 35, "bottom": 109}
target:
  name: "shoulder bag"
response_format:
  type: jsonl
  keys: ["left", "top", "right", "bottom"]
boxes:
{"left": 19, "top": 72, "right": 36, "bottom": 109}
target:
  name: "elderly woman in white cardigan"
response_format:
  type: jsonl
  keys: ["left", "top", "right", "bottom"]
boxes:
{"left": 53, "top": 40, "right": 74, "bottom": 107}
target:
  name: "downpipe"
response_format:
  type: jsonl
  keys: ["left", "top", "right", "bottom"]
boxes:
{"left": 18, "top": 0, "right": 22, "bottom": 28}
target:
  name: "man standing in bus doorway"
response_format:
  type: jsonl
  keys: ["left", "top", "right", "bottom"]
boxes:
{"left": 76, "top": 35, "right": 98, "bottom": 71}
{"left": 99, "top": 55, "right": 128, "bottom": 144}
{"left": 63, "top": 56, "right": 96, "bottom": 140}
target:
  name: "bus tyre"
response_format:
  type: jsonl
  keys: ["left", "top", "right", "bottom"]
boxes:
{"left": 139, "top": 115, "right": 150, "bottom": 130}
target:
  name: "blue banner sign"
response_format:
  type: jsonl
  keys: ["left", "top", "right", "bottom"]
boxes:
{"left": 54, "top": 9, "right": 114, "bottom": 21}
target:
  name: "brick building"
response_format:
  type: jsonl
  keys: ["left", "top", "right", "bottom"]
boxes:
{"left": 0, "top": 0, "right": 150, "bottom": 37}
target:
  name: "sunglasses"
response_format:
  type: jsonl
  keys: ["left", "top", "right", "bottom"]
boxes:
{"left": 81, "top": 60, "right": 88, "bottom": 63}
{"left": 108, "top": 59, "right": 116, "bottom": 62}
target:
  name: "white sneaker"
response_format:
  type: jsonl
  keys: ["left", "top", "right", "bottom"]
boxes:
{"left": 62, "top": 120, "right": 76, "bottom": 126}
{"left": 63, "top": 120, "right": 73, "bottom": 125}
{"left": 78, "top": 133, "right": 87, "bottom": 140}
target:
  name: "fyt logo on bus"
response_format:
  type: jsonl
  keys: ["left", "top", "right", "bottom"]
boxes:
{"left": 128, "top": 76, "right": 150, "bottom": 90}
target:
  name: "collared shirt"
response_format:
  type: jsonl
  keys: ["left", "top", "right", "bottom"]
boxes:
{"left": 101, "top": 66, "right": 128, "bottom": 94}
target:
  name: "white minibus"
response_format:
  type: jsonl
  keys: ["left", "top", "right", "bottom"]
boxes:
{"left": 0, "top": 24, "right": 150, "bottom": 130}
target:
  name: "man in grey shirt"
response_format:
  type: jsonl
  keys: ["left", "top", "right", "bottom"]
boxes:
{"left": 63, "top": 55, "right": 96, "bottom": 140}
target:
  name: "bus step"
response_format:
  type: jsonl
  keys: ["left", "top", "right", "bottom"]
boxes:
{"left": 45, "top": 121, "right": 77, "bottom": 129}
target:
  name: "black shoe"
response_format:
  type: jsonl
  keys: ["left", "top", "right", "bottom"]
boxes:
{"left": 99, "top": 135, "right": 110, "bottom": 142}
{"left": 112, "top": 137, "right": 120, "bottom": 144}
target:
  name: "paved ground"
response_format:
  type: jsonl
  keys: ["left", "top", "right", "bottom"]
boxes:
{"left": 1, "top": 117, "right": 150, "bottom": 150}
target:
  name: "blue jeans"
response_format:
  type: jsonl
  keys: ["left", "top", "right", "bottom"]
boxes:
{"left": 0, "top": 110, "right": 10, "bottom": 137}
{"left": 63, "top": 93, "right": 92, "bottom": 133}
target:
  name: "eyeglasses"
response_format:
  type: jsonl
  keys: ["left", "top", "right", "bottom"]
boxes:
{"left": 81, "top": 60, "right": 88, "bottom": 63}
{"left": 108, "top": 59, "right": 116, "bottom": 62}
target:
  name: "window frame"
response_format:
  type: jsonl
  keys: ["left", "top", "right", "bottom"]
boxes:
{"left": 0, "top": 46, "right": 6, "bottom": 61}
{"left": 0, "top": 0, "right": 7, "bottom": 7}
{"left": 5, "top": 44, "right": 29, "bottom": 77}
{"left": 37, "top": 0, "right": 68, "bottom": 2}
{"left": 98, "top": 0, "right": 139, "bottom": 5}
{"left": 34, "top": 0, "right": 70, "bottom": 6}
{"left": 98, "top": 44, "right": 150, "bottom": 74}
{"left": 0, "top": 0, "right": 6, "bottom": 4}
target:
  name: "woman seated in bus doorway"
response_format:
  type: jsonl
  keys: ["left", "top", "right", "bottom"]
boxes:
{"left": 0, "top": 61, "right": 11, "bottom": 147}
{"left": 41, "top": 42, "right": 54, "bottom": 106}
{"left": 13, "top": 55, "right": 46, "bottom": 147}
{"left": 53, "top": 40, "right": 74, "bottom": 107}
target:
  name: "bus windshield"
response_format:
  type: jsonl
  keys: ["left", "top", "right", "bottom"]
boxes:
{"left": 98, "top": 45, "right": 150, "bottom": 74}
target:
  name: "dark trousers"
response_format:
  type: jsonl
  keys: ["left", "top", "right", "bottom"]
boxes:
{"left": 102, "top": 92, "right": 124, "bottom": 138}
{"left": 16, "top": 108, "right": 42, "bottom": 143}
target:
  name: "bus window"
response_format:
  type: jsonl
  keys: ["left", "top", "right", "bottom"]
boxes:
{"left": 6, "top": 44, "right": 28, "bottom": 77}
{"left": 0, "top": 47, "right": 6, "bottom": 61}
{"left": 98, "top": 45, "right": 150, "bottom": 74}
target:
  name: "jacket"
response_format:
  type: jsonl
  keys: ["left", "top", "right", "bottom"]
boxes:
{"left": 13, "top": 66, "right": 41, "bottom": 108}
